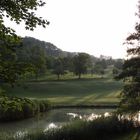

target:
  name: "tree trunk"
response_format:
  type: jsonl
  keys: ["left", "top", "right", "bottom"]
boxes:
{"left": 78, "top": 73, "right": 81, "bottom": 79}
{"left": 57, "top": 74, "right": 60, "bottom": 80}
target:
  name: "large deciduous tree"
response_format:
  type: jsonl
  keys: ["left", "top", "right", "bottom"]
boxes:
{"left": 116, "top": 1, "right": 140, "bottom": 113}
{"left": 29, "top": 45, "right": 46, "bottom": 79}
{"left": 0, "top": 0, "right": 49, "bottom": 87}
{"left": 53, "top": 58, "right": 65, "bottom": 80}
{"left": 73, "top": 53, "right": 90, "bottom": 79}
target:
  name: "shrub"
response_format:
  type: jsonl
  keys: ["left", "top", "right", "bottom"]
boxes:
{"left": 0, "top": 97, "right": 50, "bottom": 121}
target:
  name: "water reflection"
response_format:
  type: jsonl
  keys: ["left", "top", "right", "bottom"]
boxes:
{"left": 0, "top": 108, "right": 113, "bottom": 137}
{"left": 118, "top": 111, "right": 140, "bottom": 126}
{"left": 44, "top": 123, "right": 62, "bottom": 132}
{"left": 67, "top": 113, "right": 82, "bottom": 120}
{"left": 14, "top": 131, "right": 28, "bottom": 139}
{"left": 66, "top": 112, "right": 112, "bottom": 121}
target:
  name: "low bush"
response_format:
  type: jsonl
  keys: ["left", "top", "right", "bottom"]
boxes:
{"left": 0, "top": 97, "right": 50, "bottom": 121}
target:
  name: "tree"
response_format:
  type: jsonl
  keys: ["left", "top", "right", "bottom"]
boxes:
{"left": 62, "top": 57, "right": 73, "bottom": 72}
{"left": 112, "top": 67, "right": 120, "bottom": 77}
{"left": 116, "top": 1, "right": 140, "bottom": 113}
{"left": 0, "top": 41, "right": 33, "bottom": 87}
{"left": 0, "top": 0, "right": 48, "bottom": 86}
{"left": 0, "top": 41, "right": 19, "bottom": 87}
{"left": 92, "top": 64, "right": 105, "bottom": 78}
{"left": 0, "top": 0, "right": 49, "bottom": 39}
{"left": 114, "top": 59, "right": 123, "bottom": 70}
{"left": 28, "top": 45, "right": 46, "bottom": 79}
{"left": 46, "top": 56, "right": 56, "bottom": 70}
{"left": 96, "top": 59, "right": 107, "bottom": 69}
{"left": 73, "top": 53, "right": 90, "bottom": 79}
{"left": 53, "top": 58, "right": 65, "bottom": 80}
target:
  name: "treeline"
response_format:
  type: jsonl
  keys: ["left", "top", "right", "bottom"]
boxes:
{"left": 0, "top": 36, "right": 124, "bottom": 87}
{"left": 21, "top": 37, "right": 123, "bottom": 79}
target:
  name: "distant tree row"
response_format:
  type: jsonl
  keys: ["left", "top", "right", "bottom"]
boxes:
{"left": 45, "top": 53, "right": 91, "bottom": 80}
{"left": 47, "top": 54, "right": 123, "bottom": 80}
{"left": 0, "top": 35, "right": 124, "bottom": 86}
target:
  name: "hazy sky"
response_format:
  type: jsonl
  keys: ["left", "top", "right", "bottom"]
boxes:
{"left": 5, "top": 0, "right": 138, "bottom": 58}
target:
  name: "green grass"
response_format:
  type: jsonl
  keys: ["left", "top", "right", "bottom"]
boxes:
{"left": 35, "top": 72, "right": 102, "bottom": 81}
{"left": 5, "top": 75, "right": 122, "bottom": 106}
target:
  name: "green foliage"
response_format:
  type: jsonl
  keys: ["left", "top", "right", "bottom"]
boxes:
{"left": 0, "top": 87, "right": 6, "bottom": 97}
{"left": 116, "top": 1, "right": 140, "bottom": 113}
{"left": 0, "top": 38, "right": 18, "bottom": 84}
{"left": 0, "top": 39, "right": 33, "bottom": 87}
{"left": 73, "top": 53, "right": 91, "bottom": 79}
{"left": 29, "top": 45, "right": 47, "bottom": 78}
{"left": 16, "top": 38, "right": 50, "bottom": 80}
{"left": 96, "top": 59, "right": 107, "bottom": 69}
{"left": 22, "top": 37, "right": 75, "bottom": 58}
{"left": 0, "top": 0, "right": 49, "bottom": 38}
{"left": 114, "top": 59, "right": 123, "bottom": 70}
{"left": 6, "top": 36, "right": 124, "bottom": 83}
{"left": 61, "top": 56, "right": 74, "bottom": 72}
{"left": 0, "top": 0, "right": 48, "bottom": 88}
{"left": 112, "top": 67, "right": 120, "bottom": 77}
{"left": 0, "top": 97, "right": 50, "bottom": 121}
{"left": 92, "top": 63, "right": 105, "bottom": 77}
{"left": 52, "top": 57, "right": 66, "bottom": 80}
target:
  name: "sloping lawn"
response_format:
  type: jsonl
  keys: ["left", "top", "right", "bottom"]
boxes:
{"left": 5, "top": 78, "right": 122, "bottom": 105}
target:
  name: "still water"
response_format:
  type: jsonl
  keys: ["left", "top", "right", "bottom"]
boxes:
{"left": 0, "top": 108, "right": 113, "bottom": 135}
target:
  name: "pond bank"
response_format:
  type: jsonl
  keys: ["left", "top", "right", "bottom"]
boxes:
{"left": 0, "top": 108, "right": 114, "bottom": 137}
{"left": 52, "top": 104, "right": 118, "bottom": 109}
{"left": 2, "top": 115, "right": 139, "bottom": 140}
{"left": 0, "top": 97, "right": 50, "bottom": 122}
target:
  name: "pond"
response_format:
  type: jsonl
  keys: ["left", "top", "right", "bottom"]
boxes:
{"left": 0, "top": 108, "right": 114, "bottom": 137}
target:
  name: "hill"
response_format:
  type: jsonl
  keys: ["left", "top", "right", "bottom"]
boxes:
{"left": 23, "top": 37, "right": 77, "bottom": 58}
{"left": 20, "top": 36, "right": 124, "bottom": 77}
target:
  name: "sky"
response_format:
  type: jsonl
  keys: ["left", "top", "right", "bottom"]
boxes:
{"left": 4, "top": 0, "right": 139, "bottom": 58}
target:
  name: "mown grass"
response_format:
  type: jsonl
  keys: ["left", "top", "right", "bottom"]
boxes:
{"left": 5, "top": 73, "right": 123, "bottom": 106}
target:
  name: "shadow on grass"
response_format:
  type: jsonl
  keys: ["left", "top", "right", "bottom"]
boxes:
{"left": 28, "top": 77, "right": 110, "bottom": 83}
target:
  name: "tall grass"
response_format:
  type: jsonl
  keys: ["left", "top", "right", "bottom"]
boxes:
{"left": 20, "top": 116, "right": 139, "bottom": 140}
{"left": 0, "top": 116, "right": 139, "bottom": 140}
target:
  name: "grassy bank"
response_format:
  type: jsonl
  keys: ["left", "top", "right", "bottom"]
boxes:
{"left": 5, "top": 78, "right": 122, "bottom": 106}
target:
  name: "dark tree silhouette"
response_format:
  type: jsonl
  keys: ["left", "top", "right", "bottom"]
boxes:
{"left": 0, "top": 0, "right": 49, "bottom": 39}
{"left": 53, "top": 58, "right": 65, "bottom": 80}
{"left": 116, "top": 1, "right": 140, "bottom": 113}
{"left": 0, "top": 0, "right": 48, "bottom": 87}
